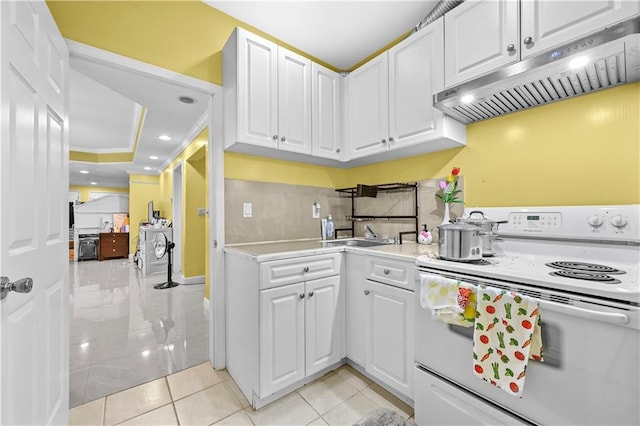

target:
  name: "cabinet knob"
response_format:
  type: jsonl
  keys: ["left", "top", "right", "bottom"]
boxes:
{"left": 388, "top": 137, "right": 394, "bottom": 142}
{"left": 364, "top": 289, "right": 370, "bottom": 295}
{"left": 523, "top": 36, "right": 533, "bottom": 45}
{"left": 506, "top": 44, "right": 516, "bottom": 52}
{"left": 281, "top": 136, "right": 287, "bottom": 142}
{"left": 308, "top": 291, "right": 314, "bottom": 298}
{"left": 336, "top": 148, "right": 341, "bottom": 153}
{"left": 383, "top": 269, "right": 390, "bottom": 275}
{"left": 303, "top": 266, "right": 310, "bottom": 273}
{"left": 381, "top": 139, "right": 387, "bottom": 144}
{"left": 272, "top": 135, "right": 278, "bottom": 140}
{"left": 299, "top": 293, "right": 306, "bottom": 299}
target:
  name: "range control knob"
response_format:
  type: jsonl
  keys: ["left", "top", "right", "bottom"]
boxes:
{"left": 610, "top": 215, "right": 628, "bottom": 228}
{"left": 587, "top": 214, "right": 604, "bottom": 228}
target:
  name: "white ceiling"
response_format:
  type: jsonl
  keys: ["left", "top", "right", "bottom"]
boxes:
{"left": 69, "top": 1, "right": 441, "bottom": 188}
{"left": 69, "top": 54, "right": 209, "bottom": 188}
{"left": 206, "top": 1, "right": 440, "bottom": 70}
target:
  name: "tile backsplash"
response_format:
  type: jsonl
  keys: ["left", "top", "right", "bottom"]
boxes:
{"left": 225, "top": 178, "right": 464, "bottom": 244}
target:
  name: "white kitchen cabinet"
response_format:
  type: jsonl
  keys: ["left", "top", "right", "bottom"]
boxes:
{"left": 444, "top": 0, "right": 519, "bottom": 87}
{"left": 346, "top": 18, "right": 466, "bottom": 161}
{"left": 226, "top": 251, "right": 344, "bottom": 408}
{"left": 444, "top": 0, "right": 639, "bottom": 87}
{"left": 312, "top": 63, "right": 343, "bottom": 160}
{"left": 346, "top": 253, "right": 415, "bottom": 399}
{"left": 520, "top": 0, "right": 639, "bottom": 58}
{"left": 345, "top": 53, "right": 389, "bottom": 158}
{"left": 223, "top": 28, "right": 312, "bottom": 155}
{"left": 345, "top": 253, "right": 367, "bottom": 366}
{"left": 365, "top": 279, "right": 414, "bottom": 399}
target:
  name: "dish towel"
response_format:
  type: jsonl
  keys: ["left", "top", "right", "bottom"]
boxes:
{"left": 472, "top": 286, "right": 544, "bottom": 397}
{"left": 419, "top": 274, "right": 476, "bottom": 327}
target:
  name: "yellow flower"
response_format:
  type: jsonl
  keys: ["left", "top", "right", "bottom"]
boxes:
{"left": 447, "top": 174, "right": 455, "bottom": 183}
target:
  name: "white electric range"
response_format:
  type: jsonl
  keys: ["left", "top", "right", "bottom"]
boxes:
{"left": 414, "top": 205, "right": 640, "bottom": 426}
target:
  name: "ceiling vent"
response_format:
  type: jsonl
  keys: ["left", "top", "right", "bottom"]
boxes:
{"left": 434, "top": 17, "right": 640, "bottom": 124}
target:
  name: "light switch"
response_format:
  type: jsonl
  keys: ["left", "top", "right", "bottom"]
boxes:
{"left": 312, "top": 202, "right": 321, "bottom": 219}
{"left": 243, "top": 203, "right": 252, "bottom": 218}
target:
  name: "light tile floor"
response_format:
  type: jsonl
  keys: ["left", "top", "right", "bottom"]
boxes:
{"left": 70, "top": 363, "right": 415, "bottom": 426}
{"left": 70, "top": 258, "right": 209, "bottom": 407}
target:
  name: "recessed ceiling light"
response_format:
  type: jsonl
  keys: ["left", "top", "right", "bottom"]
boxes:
{"left": 178, "top": 96, "right": 195, "bottom": 104}
{"left": 80, "top": 170, "right": 89, "bottom": 174}
{"left": 144, "top": 167, "right": 152, "bottom": 171}
{"left": 149, "top": 155, "right": 159, "bottom": 160}
{"left": 158, "top": 135, "right": 171, "bottom": 141}
{"left": 90, "top": 182, "right": 97, "bottom": 185}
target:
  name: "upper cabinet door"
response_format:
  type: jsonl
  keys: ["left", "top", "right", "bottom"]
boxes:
{"left": 521, "top": 0, "right": 640, "bottom": 58}
{"left": 444, "top": 0, "right": 519, "bottom": 87}
{"left": 388, "top": 18, "right": 444, "bottom": 150}
{"left": 346, "top": 53, "right": 389, "bottom": 159}
{"left": 312, "top": 63, "right": 343, "bottom": 160}
{"left": 278, "top": 48, "right": 312, "bottom": 154}
{"left": 237, "top": 29, "right": 278, "bottom": 148}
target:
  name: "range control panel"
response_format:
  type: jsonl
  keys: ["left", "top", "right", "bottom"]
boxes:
{"left": 509, "top": 212, "right": 562, "bottom": 230}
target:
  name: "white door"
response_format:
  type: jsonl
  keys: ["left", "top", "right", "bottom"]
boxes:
{"left": 388, "top": 18, "right": 444, "bottom": 150}
{"left": 259, "top": 283, "right": 305, "bottom": 396}
{"left": 311, "top": 63, "right": 342, "bottom": 160}
{"left": 237, "top": 29, "right": 278, "bottom": 148}
{"left": 0, "top": 1, "right": 69, "bottom": 425}
{"left": 444, "top": 0, "right": 519, "bottom": 87}
{"left": 277, "top": 48, "right": 312, "bottom": 155}
{"left": 305, "top": 275, "right": 343, "bottom": 376}
{"left": 346, "top": 52, "right": 389, "bottom": 159}
{"left": 365, "top": 280, "right": 414, "bottom": 398}
{"left": 521, "top": 0, "right": 640, "bottom": 58}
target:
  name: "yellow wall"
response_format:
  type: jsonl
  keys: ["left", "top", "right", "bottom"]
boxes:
{"left": 129, "top": 174, "right": 161, "bottom": 252}
{"left": 70, "top": 185, "right": 128, "bottom": 203}
{"left": 47, "top": 1, "right": 339, "bottom": 85}
{"left": 159, "top": 128, "right": 209, "bottom": 279}
{"left": 345, "top": 83, "right": 640, "bottom": 206}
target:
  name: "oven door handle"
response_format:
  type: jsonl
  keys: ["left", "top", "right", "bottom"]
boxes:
{"left": 538, "top": 300, "right": 629, "bottom": 325}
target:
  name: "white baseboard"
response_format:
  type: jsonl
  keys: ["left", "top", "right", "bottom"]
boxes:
{"left": 181, "top": 274, "right": 205, "bottom": 285}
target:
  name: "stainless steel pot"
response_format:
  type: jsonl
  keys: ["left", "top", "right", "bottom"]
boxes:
{"left": 438, "top": 223, "right": 483, "bottom": 262}
{"left": 456, "top": 210, "right": 506, "bottom": 256}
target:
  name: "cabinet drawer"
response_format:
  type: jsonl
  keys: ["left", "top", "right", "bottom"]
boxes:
{"left": 365, "top": 256, "right": 414, "bottom": 291}
{"left": 260, "top": 253, "right": 342, "bottom": 289}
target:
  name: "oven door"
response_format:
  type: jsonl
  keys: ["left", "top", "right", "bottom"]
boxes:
{"left": 415, "top": 270, "right": 640, "bottom": 426}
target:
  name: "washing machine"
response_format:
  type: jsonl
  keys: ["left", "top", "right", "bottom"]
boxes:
{"left": 139, "top": 227, "right": 173, "bottom": 275}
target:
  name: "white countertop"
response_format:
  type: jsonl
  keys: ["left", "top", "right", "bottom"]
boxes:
{"left": 225, "top": 239, "right": 438, "bottom": 262}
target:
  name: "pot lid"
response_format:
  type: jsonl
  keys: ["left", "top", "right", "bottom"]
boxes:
{"left": 439, "top": 222, "right": 481, "bottom": 231}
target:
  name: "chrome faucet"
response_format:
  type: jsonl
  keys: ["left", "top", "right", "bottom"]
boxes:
{"left": 365, "top": 224, "right": 378, "bottom": 239}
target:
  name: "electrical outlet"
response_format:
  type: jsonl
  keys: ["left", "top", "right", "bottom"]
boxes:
{"left": 243, "top": 203, "right": 252, "bottom": 218}
{"left": 312, "top": 203, "right": 321, "bottom": 218}
{"left": 197, "top": 208, "right": 206, "bottom": 216}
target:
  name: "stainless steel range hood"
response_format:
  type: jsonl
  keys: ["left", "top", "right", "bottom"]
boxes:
{"left": 434, "top": 17, "right": 640, "bottom": 124}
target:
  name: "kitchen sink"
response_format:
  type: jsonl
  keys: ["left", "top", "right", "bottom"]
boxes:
{"left": 321, "top": 238, "right": 389, "bottom": 247}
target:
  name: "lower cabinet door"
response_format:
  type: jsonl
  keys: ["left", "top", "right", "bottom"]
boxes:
{"left": 365, "top": 280, "right": 414, "bottom": 398}
{"left": 305, "top": 275, "right": 344, "bottom": 376}
{"left": 260, "top": 282, "right": 306, "bottom": 396}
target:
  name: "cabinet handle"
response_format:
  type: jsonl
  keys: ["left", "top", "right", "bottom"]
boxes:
{"left": 299, "top": 293, "right": 305, "bottom": 299}
{"left": 272, "top": 135, "right": 278, "bottom": 140}
{"left": 281, "top": 136, "right": 287, "bottom": 142}
{"left": 308, "top": 291, "right": 314, "bottom": 298}
{"left": 388, "top": 137, "right": 394, "bottom": 142}
{"left": 506, "top": 44, "right": 516, "bottom": 52}
{"left": 383, "top": 269, "right": 390, "bottom": 275}
{"left": 523, "top": 36, "right": 533, "bottom": 45}
{"left": 335, "top": 148, "right": 341, "bottom": 153}
{"left": 303, "top": 266, "right": 310, "bottom": 273}
{"left": 364, "top": 290, "right": 370, "bottom": 295}
{"left": 381, "top": 139, "right": 387, "bottom": 144}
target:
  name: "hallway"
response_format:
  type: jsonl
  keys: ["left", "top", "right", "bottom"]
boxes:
{"left": 69, "top": 259, "right": 209, "bottom": 407}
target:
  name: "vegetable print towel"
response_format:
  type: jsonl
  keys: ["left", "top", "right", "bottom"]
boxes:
{"left": 419, "top": 274, "right": 476, "bottom": 327}
{"left": 472, "top": 286, "right": 543, "bottom": 397}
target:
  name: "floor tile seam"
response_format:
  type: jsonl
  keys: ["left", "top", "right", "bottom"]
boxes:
{"left": 169, "top": 378, "right": 233, "bottom": 405}
{"left": 358, "top": 385, "right": 414, "bottom": 418}
{"left": 207, "top": 407, "right": 254, "bottom": 426}
{"left": 110, "top": 401, "right": 175, "bottom": 426}
{"left": 295, "top": 388, "right": 324, "bottom": 418}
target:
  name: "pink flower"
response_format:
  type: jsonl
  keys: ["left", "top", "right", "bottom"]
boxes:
{"left": 439, "top": 181, "right": 447, "bottom": 190}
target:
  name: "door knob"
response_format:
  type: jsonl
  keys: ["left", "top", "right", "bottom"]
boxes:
{"left": 364, "top": 289, "right": 370, "bottom": 295}
{"left": 336, "top": 148, "right": 341, "bottom": 153}
{"left": 383, "top": 269, "right": 390, "bottom": 275}
{"left": 281, "top": 136, "right": 287, "bottom": 142}
{"left": 506, "top": 44, "right": 516, "bottom": 52}
{"left": 272, "top": 135, "right": 278, "bottom": 140}
{"left": 523, "top": 36, "right": 533, "bottom": 45}
{"left": 303, "top": 266, "right": 310, "bottom": 273}
{"left": 308, "top": 291, "right": 314, "bottom": 298}
{"left": 299, "top": 293, "right": 306, "bottom": 299}
{"left": 1, "top": 276, "right": 33, "bottom": 300}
